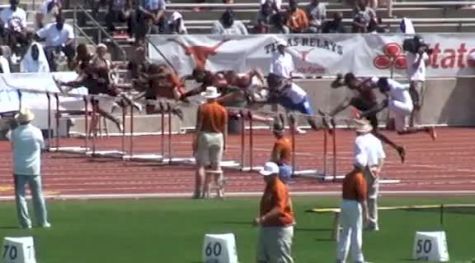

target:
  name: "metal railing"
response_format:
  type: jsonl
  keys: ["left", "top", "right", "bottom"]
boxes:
{"left": 72, "top": 5, "right": 127, "bottom": 62}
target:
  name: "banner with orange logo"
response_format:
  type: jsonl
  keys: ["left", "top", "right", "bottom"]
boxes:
{"left": 148, "top": 34, "right": 475, "bottom": 78}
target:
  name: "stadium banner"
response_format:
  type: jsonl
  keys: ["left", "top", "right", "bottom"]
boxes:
{"left": 148, "top": 33, "right": 475, "bottom": 78}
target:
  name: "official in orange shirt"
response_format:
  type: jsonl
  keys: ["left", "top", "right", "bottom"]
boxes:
{"left": 254, "top": 162, "right": 295, "bottom": 263}
{"left": 193, "top": 86, "right": 228, "bottom": 199}
{"left": 337, "top": 154, "right": 369, "bottom": 263}
{"left": 286, "top": 0, "right": 310, "bottom": 33}
{"left": 270, "top": 120, "right": 293, "bottom": 182}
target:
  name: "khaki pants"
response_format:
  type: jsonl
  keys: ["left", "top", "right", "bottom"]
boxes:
{"left": 364, "top": 167, "right": 379, "bottom": 229}
{"left": 195, "top": 132, "right": 223, "bottom": 167}
{"left": 257, "top": 226, "right": 294, "bottom": 263}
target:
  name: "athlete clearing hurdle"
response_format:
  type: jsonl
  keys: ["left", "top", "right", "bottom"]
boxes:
{"left": 328, "top": 73, "right": 406, "bottom": 163}
{"left": 54, "top": 43, "right": 124, "bottom": 132}
{"left": 362, "top": 77, "right": 437, "bottom": 140}
{"left": 267, "top": 73, "right": 319, "bottom": 133}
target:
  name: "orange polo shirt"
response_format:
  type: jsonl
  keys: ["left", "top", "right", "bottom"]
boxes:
{"left": 287, "top": 8, "right": 309, "bottom": 32}
{"left": 260, "top": 177, "right": 294, "bottom": 227}
{"left": 198, "top": 101, "right": 228, "bottom": 133}
{"left": 342, "top": 168, "right": 367, "bottom": 202}
{"left": 271, "top": 137, "right": 292, "bottom": 165}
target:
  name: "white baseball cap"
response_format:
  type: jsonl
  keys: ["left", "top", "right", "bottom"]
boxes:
{"left": 259, "top": 162, "right": 279, "bottom": 176}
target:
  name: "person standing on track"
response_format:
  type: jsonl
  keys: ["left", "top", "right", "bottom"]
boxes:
{"left": 7, "top": 108, "right": 51, "bottom": 229}
{"left": 193, "top": 86, "right": 228, "bottom": 199}
{"left": 328, "top": 72, "right": 406, "bottom": 162}
{"left": 337, "top": 153, "right": 369, "bottom": 263}
{"left": 270, "top": 119, "right": 293, "bottom": 183}
{"left": 353, "top": 118, "right": 385, "bottom": 231}
{"left": 255, "top": 161, "right": 295, "bottom": 263}
{"left": 362, "top": 77, "right": 436, "bottom": 140}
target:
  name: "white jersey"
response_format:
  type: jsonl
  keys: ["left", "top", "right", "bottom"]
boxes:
{"left": 354, "top": 133, "right": 385, "bottom": 168}
{"left": 281, "top": 83, "right": 307, "bottom": 104}
{"left": 387, "top": 78, "right": 412, "bottom": 105}
{"left": 406, "top": 52, "right": 429, "bottom": 82}
{"left": 270, "top": 52, "right": 294, "bottom": 79}
{"left": 0, "top": 7, "right": 26, "bottom": 32}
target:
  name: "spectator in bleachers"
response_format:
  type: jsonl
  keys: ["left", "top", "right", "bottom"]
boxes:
{"left": 20, "top": 40, "right": 50, "bottom": 73}
{"left": 253, "top": 1, "right": 276, "bottom": 33}
{"left": 36, "top": 0, "right": 62, "bottom": 29}
{"left": 367, "top": 17, "right": 387, "bottom": 33}
{"left": 352, "top": 0, "right": 376, "bottom": 33}
{"left": 305, "top": 0, "right": 326, "bottom": 33}
{"left": 105, "top": 0, "right": 134, "bottom": 39}
{"left": 261, "top": 0, "right": 281, "bottom": 11}
{"left": 211, "top": 9, "right": 248, "bottom": 35}
{"left": 135, "top": 0, "right": 167, "bottom": 41}
{"left": 166, "top": 11, "right": 187, "bottom": 34}
{"left": 286, "top": 0, "right": 309, "bottom": 33}
{"left": 128, "top": 40, "right": 150, "bottom": 80}
{"left": 268, "top": 13, "right": 290, "bottom": 34}
{"left": 322, "top": 12, "right": 347, "bottom": 33}
{"left": 0, "top": 47, "right": 11, "bottom": 73}
{"left": 36, "top": 13, "right": 75, "bottom": 71}
{"left": 0, "top": 0, "right": 27, "bottom": 59}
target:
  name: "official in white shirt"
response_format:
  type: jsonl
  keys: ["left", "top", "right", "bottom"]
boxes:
{"left": 353, "top": 118, "right": 385, "bottom": 231}
{"left": 20, "top": 41, "right": 50, "bottom": 73}
{"left": 406, "top": 48, "right": 430, "bottom": 127}
{"left": 36, "top": 13, "right": 75, "bottom": 71}
{"left": 270, "top": 39, "right": 295, "bottom": 79}
{"left": 368, "top": 77, "right": 436, "bottom": 140}
{"left": 7, "top": 108, "right": 51, "bottom": 229}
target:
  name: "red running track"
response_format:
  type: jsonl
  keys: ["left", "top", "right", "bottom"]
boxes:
{"left": 0, "top": 128, "right": 474, "bottom": 199}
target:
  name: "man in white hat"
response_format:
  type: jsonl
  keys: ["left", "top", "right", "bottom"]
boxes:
{"left": 337, "top": 153, "right": 369, "bottom": 263}
{"left": 270, "top": 39, "right": 295, "bottom": 80}
{"left": 193, "top": 86, "right": 228, "bottom": 199}
{"left": 6, "top": 108, "right": 51, "bottom": 229}
{"left": 254, "top": 161, "right": 295, "bottom": 263}
{"left": 353, "top": 118, "right": 385, "bottom": 231}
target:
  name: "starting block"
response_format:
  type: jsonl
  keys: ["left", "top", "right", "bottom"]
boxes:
{"left": 48, "top": 146, "right": 90, "bottom": 154}
{"left": 85, "top": 150, "right": 125, "bottom": 158}
{"left": 413, "top": 231, "right": 449, "bottom": 262}
{"left": 202, "top": 233, "right": 238, "bottom": 263}
{"left": 122, "top": 154, "right": 163, "bottom": 162}
{"left": 2, "top": 236, "right": 36, "bottom": 263}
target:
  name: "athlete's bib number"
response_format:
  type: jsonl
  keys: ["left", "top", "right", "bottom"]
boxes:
{"left": 205, "top": 242, "right": 222, "bottom": 257}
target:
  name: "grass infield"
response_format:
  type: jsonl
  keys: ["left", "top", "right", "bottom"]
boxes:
{"left": 0, "top": 196, "right": 474, "bottom": 262}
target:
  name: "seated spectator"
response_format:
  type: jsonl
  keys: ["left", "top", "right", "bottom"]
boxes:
{"left": 268, "top": 12, "right": 290, "bottom": 34}
{"left": 135, "top": 0, "right": 167, "bottom": 41}
{"left": 20, "top": 41, "right": 50, "bottom": 72}
{"left": 286, "top": 0, "right": 309, "bottom": 33}
{"left": 36, "top": 13, "right": 75, "bottom": 71}
{"left": 211, "top": 9, "right": 248, "bottom": 35}
{"left": 36, "top": 0, "right": 62, "bottom": 29}
{"left": 166, "top": 11, "right": 187, "bottom": 34}
{"left": 105, "top": 0, "right": 134, "bottom": 39}
{"left": 128, "top": 40, "right": 150, "bottom": 81}
{"left": 253, "top": 0, "right": 275, "bottom": 33}
{"left": 352, "top": 0, "right": 376, "bottom": 33}
{"left": 322, "top": 12, "right": 346, "bottom": 33}
{"left": 0, "top": 0, "right": 27, "bottom": 58}
{"left": 260, "top": 0, "right": 281, "bottom": 11}
{"left": 368, "top": 17, "right": 387, "bottom": 33}
{"left": 0, "top": 47, "right": 11, "bottom": 73}
{"left": 306, "top": 0, "right": 326, "bottom": 33}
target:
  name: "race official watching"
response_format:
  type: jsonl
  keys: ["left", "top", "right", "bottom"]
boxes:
{"left": 353, "top": 118, "right": 385, "bottom": 231}
{"left": 255, "top": 161, "right": 295, "bottom": 263}
{"left": 36, "top": 13, "right": 75, "bottom": 71}
{"left": 7, "top": 108, "right": 51, "bottom": 229}
{"left": 337, "top": 153, "right": 368, "bottom": 263}
{"left": 193, "top": 86, "right": 228, "bottom": 199}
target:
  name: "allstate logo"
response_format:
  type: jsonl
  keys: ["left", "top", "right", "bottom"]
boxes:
{"left": 373, "top": 43, "right": 407, "bottom": 70}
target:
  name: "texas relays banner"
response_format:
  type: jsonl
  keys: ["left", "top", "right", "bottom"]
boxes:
{"left": 148, "top": 33, "right": 475, "bottom": 78}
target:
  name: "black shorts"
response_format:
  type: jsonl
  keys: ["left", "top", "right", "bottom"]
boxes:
{"left": 350, "top": 97, "right": 379, "bottom": 129}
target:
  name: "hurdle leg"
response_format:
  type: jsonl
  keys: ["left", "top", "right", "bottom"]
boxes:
{"left": 248, "top": 111, "right": 253, "bottom": 172}
{"left": 331, "top": 118, "right": 337, "bottom": 182}
{"left": 240, "top": 110, "right": 246, "bottom": 171}
{"left": 332, "top": 211, "right": 341, "bottom": 241}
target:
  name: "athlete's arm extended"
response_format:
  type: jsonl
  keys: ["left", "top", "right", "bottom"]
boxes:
{"left": 328, "top": 97, "right": 351, "bottom": 116}
{"left": 359, "top": 99, "right": 388, "bottom": 118}
{"left": 330, "top": 74, "right": 345, "bottom": 89}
